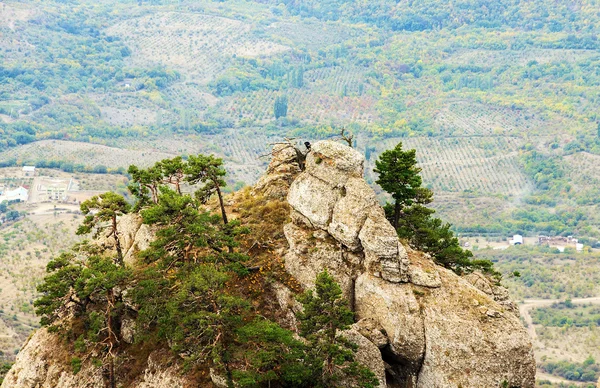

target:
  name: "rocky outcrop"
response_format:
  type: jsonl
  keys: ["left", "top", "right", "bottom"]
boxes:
{"left": 2, "top": 140, "right": 535, "bottom": 388}
{"left": 253, "top": 143, "right": 302, "bottom": 199}
{"left": 283, "top": 140, "right": 536, "bottom": 388}
{"left": 1, "top": 329, "right": 185, "bottom": 388}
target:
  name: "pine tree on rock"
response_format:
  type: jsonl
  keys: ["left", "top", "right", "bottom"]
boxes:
{"left": 297, "top": 271, "right": 378, "bottom": 388}
{"left": 77, "top": 192, "right": 130, "bottom": 265}
{"left": 185, "top": 154, "right": 229, "bottom": 225}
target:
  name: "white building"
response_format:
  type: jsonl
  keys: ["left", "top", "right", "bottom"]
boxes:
{"left": 509, "top": 234, "right": 523, "bottom": 245}
{"left": 0, "top": 187, "right": 29, "bottom": 203}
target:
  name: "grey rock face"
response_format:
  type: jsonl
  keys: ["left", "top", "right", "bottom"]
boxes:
{"left": 1, "top": 329, "right": 186, "bottom": 388}
{"left": 283, "top": 140, "right": 535, "bottom": 388}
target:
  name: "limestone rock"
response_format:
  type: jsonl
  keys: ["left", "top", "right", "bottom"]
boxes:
{"left": 355, "top": 273, "right": 426, "bottom": 385}
{"left": 90, "top": 213, "right": 156, "bottom": 266}
{"left": 465, "top": 271, "right": 519, "bottom": 316}
{"left": 416, "top": 267, "right": 535, "bottom": 388}
{"left": 210, "top": 368, "right": 229, "bottom": 388}
{"left": 284, "top": 222, "right": 357, "bottom": 300}
{"left": 359, "top": 206, "right": 400, "bottom": 260}
{"left": 121, "top": 317, "right": 136, "bottom": 344}
{"left": 134, "top": 351, "right": 186, "bottom": 388}
{"left": 354, "top": 318, "right": 389, "bottom": 349}
{"left": 305, "top": 140, "right": 364, "bottom": 187}
{"left": 253, "top": 143, "right": 302, "bottom": 199}
{"left": 407, "top": 263, "right": 441, "bottom": 288}
{"left": 288, "top": 173, "right": 339, "bottom": 229}
{"left": 342, "top": 328, "right": 387, "bottom": 388}
{"left": 327, "top": 177, "right": 378, "bottom": 251}
{"left": 1, "top": 329, "right": 188, "bottom": 388}
{"left": 1, "top": 328, "right": 104, "bottom": 388}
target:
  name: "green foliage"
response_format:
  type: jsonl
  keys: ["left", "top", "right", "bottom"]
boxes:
{"left": 34, "top": 252, "right": 85, "bottom": 327}
{"left": 185, "top": 154, "right": 229, "bottom": 224}
{"left": 274, "top": 95, "right": 289, "bottom": 119}
{"left": 296, "top": 271, "right": 378, "bottom": 388}
{"left": 532, "top": 301, "right": 600, "bottom": 328}
{"left": 77, "top": 192, "right": 130, "bottom": 263}
{"left": 70, "top": 357, "right": 82, "bottom": 374}
{"left": 376, "top": 143, "right": 496, "bottom": 275}
{"left": 0, "top": 362, "right": 13, "bottom": 384}
{"left": 540, "top": 357, "right": 600, "bottom": 382}
{"left": 375, "top": 143, "right": 423, "bottom": 228}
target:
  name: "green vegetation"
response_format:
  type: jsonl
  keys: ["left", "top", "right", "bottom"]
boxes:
{"left": 0, "top": 362, "right": 12, "bottom": 384}
{"left": 297, "top": 271, "right": 378, "bottom": 387}
{"left": 375, "top": 142, "right": 496, "bottom": 275}
{"left": 532, "top": 301, "right": 600, "bottom": 328}
{"left": 540, "top": 356, "right": 600, "bottom": 383}
{"left": 34, "top": 155, "right": 377, "bottom": 387}
{"left": 4, "top": 0, "right": 600, "bottom": 240}
{"left": 481, "top": 246, "right": 600, "bottom": 300}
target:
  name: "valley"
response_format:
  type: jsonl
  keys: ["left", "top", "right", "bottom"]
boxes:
{"left": 2, "top": 0, "right": 600, "bottom": 386}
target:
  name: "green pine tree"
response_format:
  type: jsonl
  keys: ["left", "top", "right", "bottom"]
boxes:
{"left": 77, "top": 192, "right": 130, "bottom": 265}
{"left": 297, "top": 271, "right": 378, "bottom": 388}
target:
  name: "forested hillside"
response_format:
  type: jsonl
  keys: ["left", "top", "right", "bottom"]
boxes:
{"left": 3, "top": 1, "right": 600, "bottom": 385}
{"left": 2, "top": 0, "right": 600, "bottom": 242}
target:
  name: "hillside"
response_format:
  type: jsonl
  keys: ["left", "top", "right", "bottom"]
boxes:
{"left": 1, "top": 0, "right": 600, "bottom": 241}
{"left": 3, "top": 0, "right": 600, "bottom": 386}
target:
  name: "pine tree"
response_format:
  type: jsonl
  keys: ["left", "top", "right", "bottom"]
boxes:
{"left": 77, "top": 192, "right": 130, "bottom": 265}
{"left": 374, "top": 142, "right": 424, "bottom": 229}
{"left": 185, "top": 154, "right": 229, "bottom": 225}
{"left": 375, "top": 143, "right": 497, "bottom": 276}
{"left": 297, "top": 271, "right": 378, "bottom": 388}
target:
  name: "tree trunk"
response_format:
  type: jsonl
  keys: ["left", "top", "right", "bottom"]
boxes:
{"left": 108, "top": 359, "right": 116, "bottom": 388}
{"left": 106, "top": 290, "right": 117, "bottom": 388}
{"left": 112, "top": 217, "right": 123, "bottom": 266}
{"left": 214, "top": 181, "right": 228, "bottom": 225}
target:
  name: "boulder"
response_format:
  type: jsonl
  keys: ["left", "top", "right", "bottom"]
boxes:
{"left": 1, "top": 329, "right": 104, "bottom": 388}
{"left": 305, "top": 140, "right": 364, "bottom": 187}
{"left": 287, "top": 173, "right": 340, "bottom": 229}
{"left": 355, "top": 273, "right": 426, "bottom": 385}
{"left": 354, "top": 318, "right": 389, "bottom": 349}
{"left": 328, "top": 177, "right": 378, "bottom": 251}
{"left": 253, "top": 143, "right": 302, "bottom": 199}
{"left": 342, "top": 328, "right": 387, "bottom": 388}
{"left": 284, "top": 222, "right": 357, "bottom": 300}
{"left": 1, "top": 329, "right": 188, "bottom": 388}
{"left": 359, "top": 206, "right": 400, "bottom": 260}
{"left": 416, "top": 268, "right": 535, "bottom": 388}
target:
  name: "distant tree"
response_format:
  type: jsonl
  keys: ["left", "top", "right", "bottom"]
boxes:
{"left": 92, "top": 165, "right": 108, "bottom": 174}
{"left": 77, "top": 192, "right": 130, "bottom": 265}
{"left": 274, "top": 95, "right": 288, "bottom": 119}
{"left": 297, "top": 271, "right": 378, "bottom": 387}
